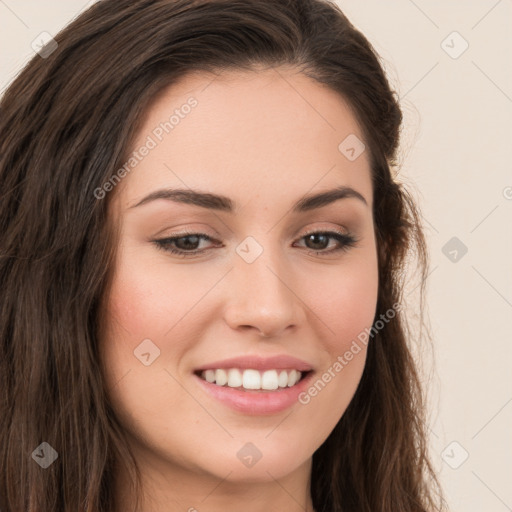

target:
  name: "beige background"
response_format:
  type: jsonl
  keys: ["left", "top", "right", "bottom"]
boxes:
{"left": 1, "top": 1, "right": 511, "bottom": 510}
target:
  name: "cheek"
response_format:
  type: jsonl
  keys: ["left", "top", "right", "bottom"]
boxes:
{"left": 98, "top": 252, "right": 201, "bottom": 444}
{"left": 98, "top": 249, "right": 177, "bottom": 393}
{"left": 294, "top": 259, "right": 378, "bottom": 434}
{"left": 102, "top": 245, "right": 204, "bottom": 350}
{"left": 99, "top": 244, "right": 225, "bottom": 400}
{"left": 299, "top": 248, "right": 378, "bottom": 406}
{"left": 311, "top": 252, "right": 379, "bottom": 351}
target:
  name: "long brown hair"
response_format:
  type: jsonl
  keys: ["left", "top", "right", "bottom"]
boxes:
{"left": 0, "top": 0, "right": 447, "bottom": 510}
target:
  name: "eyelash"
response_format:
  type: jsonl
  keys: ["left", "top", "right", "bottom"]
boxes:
{"left": 152, "top": 229, "right": 358, "bottom": 258}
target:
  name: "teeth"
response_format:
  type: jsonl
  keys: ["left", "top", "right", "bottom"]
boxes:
{"left": 204, "top": 369, "right": 216, "bottom": 383}
{"left": 287, "top": 369, "right": 299, "bottom": 387}
{"left": 227, "top": 369, "right": 242, "bottom": 387}
{"left": 200, "top": 368, "right": 304, "bottom": 390}
{"left": 261, "top": 370, "right": 279, "bottom": 390}
{"left": 215, "top": 369, "right": 227, "bottom": 386}
{"left": 242, "top": 369, "right": 261, "bottom": 390}
{"left": 278, "top": 370, "right": 288, "bottom": 388}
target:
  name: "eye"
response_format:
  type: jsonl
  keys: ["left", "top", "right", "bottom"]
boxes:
{"left": 152, "top": 230, "right": 358, "bottom": 258}
{"left": 153, "top": 231, "right": 215, "bottom": 257}
{"left": 295, "top": 230, "right": 358, "bottom": 254}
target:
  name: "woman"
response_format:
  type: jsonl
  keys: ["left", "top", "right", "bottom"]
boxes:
{"left": 0, "top": 0, "right": 447, "bottom": 511}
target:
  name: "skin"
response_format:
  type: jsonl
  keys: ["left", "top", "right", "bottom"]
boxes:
{"left": 99, "top": 65, "right": 379, "bottom": 512}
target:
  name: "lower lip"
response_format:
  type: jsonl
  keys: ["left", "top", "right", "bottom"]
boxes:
{"left": 193, "top": 371, "right": 314, "bottom": 415}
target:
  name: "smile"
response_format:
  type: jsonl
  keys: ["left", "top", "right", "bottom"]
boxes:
{"left": 194, "top": 370, "right": 314, "bottom": 415}
{"left": 198, "top": 368, "right": 304, "bottom": 390}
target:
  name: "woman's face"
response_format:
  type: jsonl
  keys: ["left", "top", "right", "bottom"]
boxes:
{"left": 100, "top": 67, "right": 378, "bottom": 487}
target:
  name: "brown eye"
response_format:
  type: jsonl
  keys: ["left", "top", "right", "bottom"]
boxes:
{"left": 153, "top": 232, "right": 216, "bottom": 257}
{"left": 297, "top": 231, "right": 358, "bottom": 255}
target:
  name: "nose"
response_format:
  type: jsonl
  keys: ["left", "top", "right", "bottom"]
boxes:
{"left": 222, "top": 242, "right": 302, "bottom": 338}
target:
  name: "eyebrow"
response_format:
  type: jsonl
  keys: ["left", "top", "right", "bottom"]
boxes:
{"left": 129, "top": 185, "right": 368, "bottom": 212}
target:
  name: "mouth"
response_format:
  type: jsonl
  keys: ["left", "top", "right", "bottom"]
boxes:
{"left": 192, "top": 354, "right": 315, "bottom": 414}
{"left": 193, "top": 367, "right": 315, "bottom": 415}
{"left": 194, "top": 368, "right": 312, "bottom": 392}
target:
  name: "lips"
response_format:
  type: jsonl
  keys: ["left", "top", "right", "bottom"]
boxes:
{"left": 192, "top": 354, "right": 315, "bottom": 414}
{"left": 194, "top": 354, "right": 314, "bottom": 372}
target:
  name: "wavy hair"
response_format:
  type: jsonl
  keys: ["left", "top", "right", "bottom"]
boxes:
{"left": 0, "top": 0, "right": 447, "bottom": 510}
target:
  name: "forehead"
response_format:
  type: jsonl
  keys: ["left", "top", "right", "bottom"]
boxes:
{"left": 114, "top": 66, "right": 372, "bottom": 212}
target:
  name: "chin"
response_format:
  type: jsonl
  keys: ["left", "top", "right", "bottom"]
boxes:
{"left": 188, "top": 438, "right": 312, "bottom": 483}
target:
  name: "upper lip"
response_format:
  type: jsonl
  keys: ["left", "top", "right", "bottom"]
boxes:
{"left": 195, "top": 355, "right": 314, "bottom": 372}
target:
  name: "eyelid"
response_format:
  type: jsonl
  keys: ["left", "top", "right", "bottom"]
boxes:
{"left": 155, "top": 221, "right": 352, "bottom": 240}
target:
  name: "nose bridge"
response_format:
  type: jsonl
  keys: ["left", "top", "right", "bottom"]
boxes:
{"left": 224, "top": 233, "right": 299, "bottom": 336}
